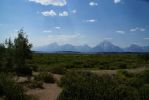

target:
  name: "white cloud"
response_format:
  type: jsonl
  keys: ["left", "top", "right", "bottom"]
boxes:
{"left": 114, "top": 0, "right": 121, "bottom": 4}
{"left": 29, "top": 0, "right": 67, "bottom": 6}
{"left": 116, "top": 30, "right": 125, "bottom": 34}
{"left": 140, "top": 28, "right": 145, "bottom": 32}
{"left": 130, "top": 27, "right": 138, "bottom": 32}
{"left": 72, "top": 10, "right": 77, "bottom": 14}
{"left": 41, "top": 10, "right": 57, "bottom": 16}
{"left": 89, "top": 2, "right": 98, "bottom": 6}
{"left": 55, "top": 27, "right": 61, "bottom": 30}
{"left": 43, "top": 30, "right": 52, "bottom": 33}
{"left": 41, "top": 10, "right": 69, "bottom": 17}
{"left": 59, "top": 11, "right": 69, "bottom": 16}
{"left": 130, "top": 27, "right": 146, "bottom": 32}
{"left": 84, "top": 19, "right": 97, "bottom": 23}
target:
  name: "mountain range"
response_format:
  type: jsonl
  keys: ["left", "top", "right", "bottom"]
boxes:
{"left": 33, "top": 41, "right": 149, "bottom": 53}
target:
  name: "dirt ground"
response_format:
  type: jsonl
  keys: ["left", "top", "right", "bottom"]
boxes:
{"left": 27, "top": 83, "right": 62, "bottom": 100}
{"left": 26, "top": 74, "right": 62, "bottom": 100}
{"left": 82, "top": 67, "right": 147, "bottom": 75}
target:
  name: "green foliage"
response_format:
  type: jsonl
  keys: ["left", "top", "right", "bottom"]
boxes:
{"left": 58, "top": 71, "right": 140, "bottom": 100}
{"left": 4, "top": 38, "right": 14, "bottom": 72}
{"left": 34, "top": 72, "right": 55, "bottom": 83}
{"left": 16, "top": 67, "right": 32, "bottom": 76}
{"left": 0, "top": 44, "right": 6, "bottom": 71}
{"left": 113, "top": 84, "right": 139, "bottom": 100}
{"left": 27, "top": 53, "right": 147, "bottom": 70}
{"left": 50, "top": 66, "right": 66, "bottom": 75}
{"left": 28, "top": 80, "right": 43, "bottom": 89}
{"left": 116, "top": 69, "right": 133, "bottom": 77}
{"left": 0, "top": 29, "right": 33, "bottom": 75}
{"left": 0, "top": 73, "right": 25, "bottom": 100}
{"left": 138, "top": 54, "right": 149, "bottom": 63}
{"left": 14, "top": 29, "right": 32, "bottom": 68}
{"left": 136, "top": 69, "right": 149, "bottom": 84}
{"left": 139, "top": 84, "right": 149, "bottom": 100}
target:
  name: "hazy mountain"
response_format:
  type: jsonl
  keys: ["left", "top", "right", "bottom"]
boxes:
{"left": 125, "top": 44, "right": 144, "bottom": 52}
{"left": 74, "top": 45, "right": 91, "bottom": 52}
{"left": 33, "top": 41, "right": 149, "bottom": 53}
{"left": 60, "top": 44, "right": 76, "bottom": 51}
{"left": 143, "top": 46, "right": 149, "bottom": 52}
{"left": 34, "top": 43, "right": 60, "bottom": 52}
{"left": 34, "top": 43, "right": 91, "bottom": 52}
{"left": 92, "top": 41, "right": 123, "bottom": 52}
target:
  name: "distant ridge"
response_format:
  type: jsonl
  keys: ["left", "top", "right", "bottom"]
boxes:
{"left": 33, "top": 41, "right": 149, "bottom": 53}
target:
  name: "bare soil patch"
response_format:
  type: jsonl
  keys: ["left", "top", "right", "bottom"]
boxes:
{"left": 26, "top": 74, "right": 62, "bottom": 100}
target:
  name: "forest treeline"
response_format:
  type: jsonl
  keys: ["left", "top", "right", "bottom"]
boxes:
{"left": 0, "top": 29, "right": 35, "bottom": 100}
{"left": 0, "top": 29, "right": 32, "bottom": 75}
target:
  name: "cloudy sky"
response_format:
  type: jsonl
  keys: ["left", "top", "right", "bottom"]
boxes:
{"left": 0, "top": 0, "right": 149, "bottom": 47}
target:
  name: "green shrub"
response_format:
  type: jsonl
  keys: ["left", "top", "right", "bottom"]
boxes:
{"left": 34, "top": 72, "right": 55, "bottom": 83}
{"left": 16, "top": 67, "right": 32, "bottom": 76}
{"left": 58, "top": 71, "right": 139, "bottom": 100}
{"left": 50, "top": 67, "right": 66, "bottom": 75}
{"left": 128, "top": 77, "right": 144, "bottom": 88}
{"left": 0, "top": 73, "right": 25, "bottom": 100}
{"left": 58, "top": 71, "right": 114, "bottom": 100}
{"left": 139, "top": 84, "right": 149, "bottom": 100}
{"left": 117, "top": 63, "right": 127, "bottom": 69}
{"left": 28, "top": 64, "right": 38, "bottom": 72}
{"left": 113, "top": 84, "right": 139, "bottom": 100}
{"left": 136, "top": 69, "right": 149, "bottom": 84}
{"left": 116, "top": 69, "right": 132, "bottom": 77}
{"left": 28, "top": 80, "right": 43, "bottom": 89}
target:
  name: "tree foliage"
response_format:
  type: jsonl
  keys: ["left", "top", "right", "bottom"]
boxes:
{"left": 0, "top": 44, "right": 5, "bottom": 71}
{"left": 14, "top": 29, "right": 32, "bottom": 68}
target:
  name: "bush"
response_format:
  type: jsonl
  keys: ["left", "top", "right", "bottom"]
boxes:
{"left": 16, "top": 67, "right": 32, "bottom": 76}
{"left": 136, "top": 69, "right": 149, "bottom": 84}
{"left": 0, "top": 73, "right": 25, "bottom": 100}
{"left": 29, "top": 64, "right": 38, "bottom": 72}
{"left": 117, "top": 63, "right": 127, "bottom": 69}
{"left": 28, "top": 80, "right": 43, "bottom": 89}
{"left": 58, "top": 71, "right": 114, "bottom": 100}
{"left": 113, "top": 84, "right": 139, "bottom": 100}
{"left": 50, "top": 67, "right": 66, "bottom": 75}
{"left": 139, "top": 84, "right": 149, "bottom": 100}
{"left": 34, "top": 72, "right": 55, "bottom": 83}
{"left": 116, "top": 69, "right": 132, "bottom": 77}
{"left": 58, "top": 71, "right": 139, "bottom": 100}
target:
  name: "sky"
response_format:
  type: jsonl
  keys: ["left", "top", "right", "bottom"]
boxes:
{"left": 0, "top": 0, "right": 149, "bottom": 48}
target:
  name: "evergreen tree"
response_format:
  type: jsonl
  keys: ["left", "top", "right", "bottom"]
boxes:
{"left": 0, "top": 43, "right": 5, "bottom": 71}
{"left": 14, "top": 29, "right": 32, "bottom": 68}
{"left": 5, "top": 38, "right": 14, "bottom": 71}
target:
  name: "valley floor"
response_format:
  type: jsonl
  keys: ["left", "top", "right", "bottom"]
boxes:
{"left": 26, "top": 67, "right": 147, "bottom": 100}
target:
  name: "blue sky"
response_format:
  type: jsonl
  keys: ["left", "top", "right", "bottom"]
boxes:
{"left": 0, "top": 0, "right": 149, "bottom": 47}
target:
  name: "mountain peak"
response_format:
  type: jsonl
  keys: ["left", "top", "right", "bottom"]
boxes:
{"left": 34, "top": 41, "right": 149, "bottom": 53}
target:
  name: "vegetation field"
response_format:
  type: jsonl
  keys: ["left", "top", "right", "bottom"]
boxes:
{"left": 27, "top": 53, "right": 149, "bottom": 71}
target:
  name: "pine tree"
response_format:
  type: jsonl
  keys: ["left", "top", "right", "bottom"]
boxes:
{"left": 14, "top": 29, "right": 32, "bottom": 68}
{"left": 0, "top": 43, "right": 5, "bottom": 71}
{"left": 5, "top": 38, "right": 14, "bottom": 71}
